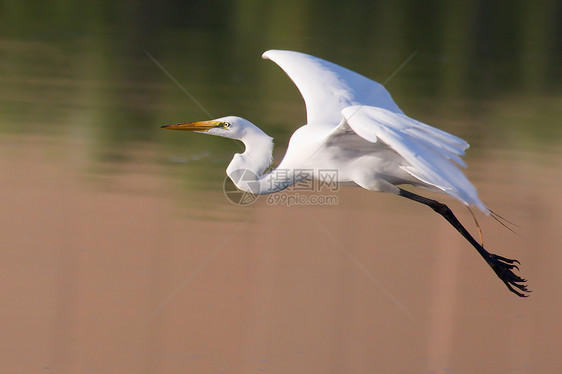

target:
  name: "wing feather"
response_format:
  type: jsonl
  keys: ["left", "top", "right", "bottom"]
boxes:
{"left": 263, "top": 50, "right": 402, "bottom": 129}
{"left": 341, "top": 106, "right": 487, "bottom": 212}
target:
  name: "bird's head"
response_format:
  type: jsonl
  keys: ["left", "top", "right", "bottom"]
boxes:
{"left": 162, "top": 116, "right": 274, "bottom": 183}
{"left": 161, "top": 116, "right": 257, "bottom": 141}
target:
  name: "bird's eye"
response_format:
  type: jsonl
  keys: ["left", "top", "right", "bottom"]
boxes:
{"left": 222, "top": 122, "right": 231, "bottom": 128}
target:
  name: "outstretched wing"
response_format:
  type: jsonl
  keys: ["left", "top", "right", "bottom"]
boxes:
{"left": 263, "top": 50, "right": 402, "bottom": 130}
{"left": 340, "top": 106, "right": 488, "bottom": 213}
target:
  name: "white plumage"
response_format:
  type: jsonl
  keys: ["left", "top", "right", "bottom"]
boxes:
{"left": 260, "top": 50, "right": 486, "bottom": 212}
{"left": 162, "top": 49, "right": 529, "bottom": 297}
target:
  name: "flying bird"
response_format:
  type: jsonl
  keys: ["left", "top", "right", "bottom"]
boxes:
{"left": 162, "top": 49, "right": 529, "bottom": 297}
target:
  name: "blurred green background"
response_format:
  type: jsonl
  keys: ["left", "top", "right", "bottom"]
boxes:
{"left": 1, "top": 0, "right": 560, "bottom": 183}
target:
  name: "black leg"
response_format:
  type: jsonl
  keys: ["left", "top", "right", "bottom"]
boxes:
{"left": 398, "top": 188, "right": 530, "bottom": 297}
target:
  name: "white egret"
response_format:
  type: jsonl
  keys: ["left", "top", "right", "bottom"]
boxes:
{"left": 162, "top": 50, "right": 529, "bottom": 297}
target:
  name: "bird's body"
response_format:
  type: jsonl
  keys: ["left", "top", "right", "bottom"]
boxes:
{"left": 162, "top": 49, "right": 529, "bottom": 297}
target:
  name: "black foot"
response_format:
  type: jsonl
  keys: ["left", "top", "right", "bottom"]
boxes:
{"left": 397, "top": 189, "right": 531, "bottom": 297}
{"left": 486, "top": 253, "right": 530, "bottom": 297}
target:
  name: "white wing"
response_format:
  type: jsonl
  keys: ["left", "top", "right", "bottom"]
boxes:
{"left": 263, "top": 50, "right": 403, "bottom": 130}
{"left": 340, "top": 106, "right": 488, "bottom": 213}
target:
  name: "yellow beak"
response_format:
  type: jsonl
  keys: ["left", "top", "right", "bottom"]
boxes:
{"left": 161, "top": 120, "right": 222, "bottom": 131}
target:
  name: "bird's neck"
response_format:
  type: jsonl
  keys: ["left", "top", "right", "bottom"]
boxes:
{"left": 226, "top": 129, "right": 279, "bottom": 194}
